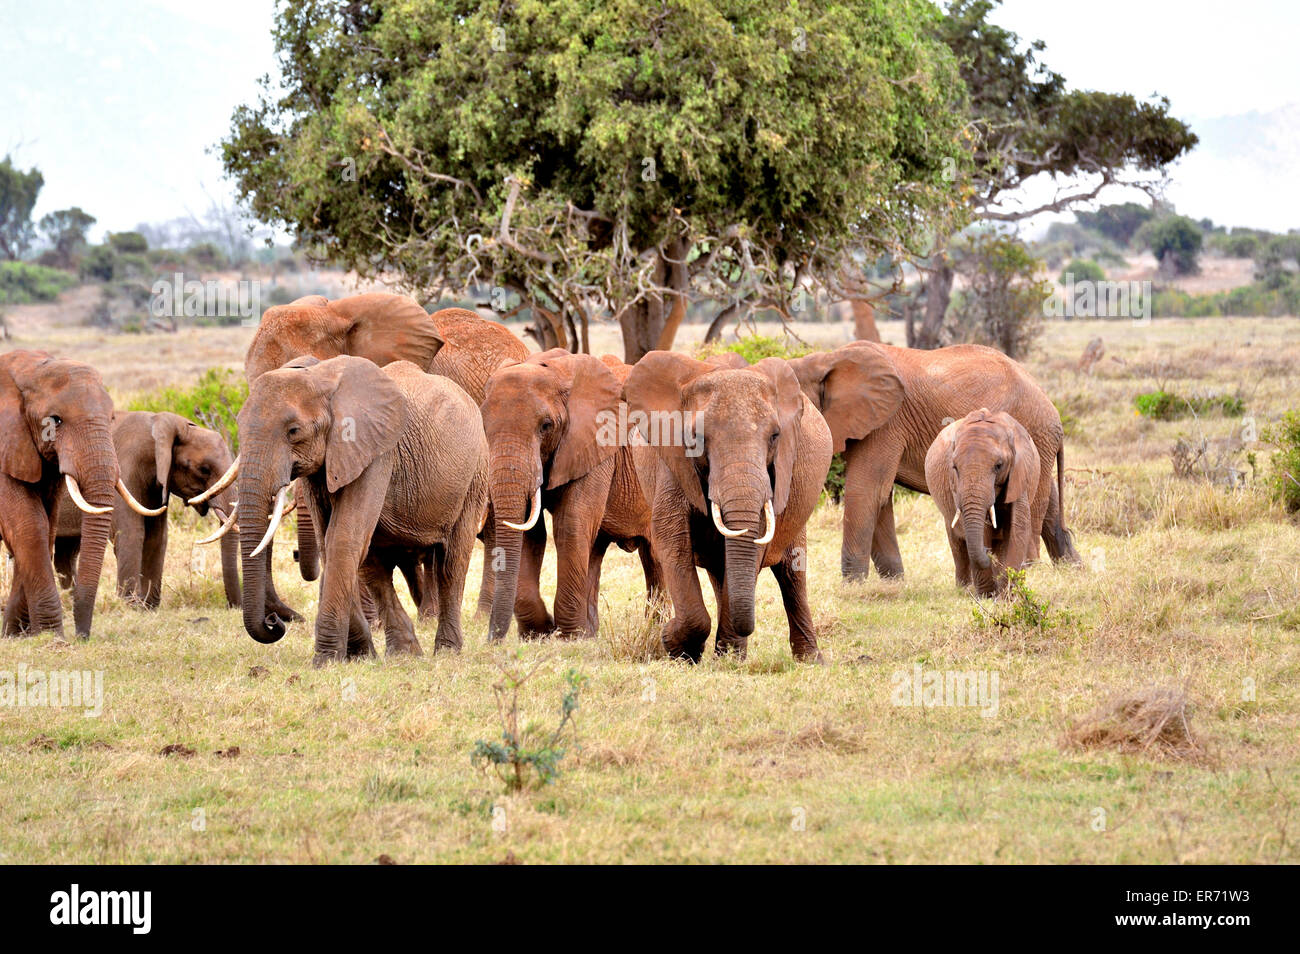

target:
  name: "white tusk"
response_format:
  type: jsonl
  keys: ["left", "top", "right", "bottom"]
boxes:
{"left": 196, "top": 503, "right": 238, "bottom": 545}
{"left": 65, "top": 475, "right": 113, "bottom": 515}
{"left": 989, "top": 505, "right": 997, "bottom": 530}
{"left": 249, "top": 486, "right": 290, "bottom": 558}
{"left": 711, "top": 501, "right": 747, "bottom": 537}
{"left": 754, "top": 500, "right": 775, "bottom": 545}
{"left": 951, "top": 510, "right": 960, "bottom": 529}
{"left": 189, "top": 455, "right": 239, "bottom": 505}
{"left": 118, "top": 478, "right": 168, "bottom": 517}
{"left": 502, "top": 488, "right": 542, "bottom": 531}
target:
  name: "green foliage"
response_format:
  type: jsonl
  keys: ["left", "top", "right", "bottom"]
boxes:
{"left": 0, "top": 155, "right": 44, "bottom": 260}
{"left": 79, "top": 245, "right": 118, "bottom": 282}
{"left": 971, "top": 569, "right": 1069, "bottom": 634}
{"left": 1059, "top": 258, "right": 1105, "bottom": 285}
{"left": 1139, "top": 215, "right": 1203, "bottom": 276}
{"left": 696, "top": 333, "right": 810, "bottom": 364}
{"left": 471, "top": 651, "right": 587, "bottom": 792}
{"left": 1073, "top": 202, "right": 1153, "bottom": 247}
{"left": 1150, "top": 279, "right": 1300, "bottom": 318}
{"left": 38, "top": 207, "right": 97, "bottom": 265}
{"left": 0, "top": 261, "right": 75, "bottom": 304}
{"left": 127, "top": 369, "right": 248, "bottom": 451}
{"left": 223, "top": 0, "right": 971, "bottom": 342}
{"left": 1254, "top": 234, "right": 1300, "bottom": 290}
{"left": 1134, "top": 389, "right": 1245, "bottom": 421}
{"left": 823, "top": 453, "right": 847, "bottom": 504}
{"left": 107, "top": 230, "right": 149, "bottom": 254}
{"left": 1208, "top": 230, "right": 1263, "bottom": 259}
{"left": 948, "top": 230, "right": 1050, "bottom": 360}
{"left": 1262, "top": 412, "right": 1300, "bottom": 513}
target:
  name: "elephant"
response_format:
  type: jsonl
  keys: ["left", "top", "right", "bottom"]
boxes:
{"left": 481, "top": 349, "right": 660, "bottom": 641}
{"left": 623, "top": 351, "right": 833, "bottom": 663}
{"left": 205, "top": 294, "right": 524, "bottom": 624}
{"left": 0, "top": 350, "right": 161, "bottom": 638}
{"left": 786, "top": 341, "right": 1080, "bottom": 581}
{"left": 53, "top": 411, "right": 240, "bottom": 609}
{"left": 924, "top": 409, "right": 1041, "bottom": 596}
{"left": 235, "top": 355, "right": 487, "bottom": 665}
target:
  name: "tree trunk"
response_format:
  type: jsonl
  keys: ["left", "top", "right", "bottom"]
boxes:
{"left": 851, "top": 300, "right": 881, "bottom": 342}
{"left": 911, "top": 256, "right": 954, "bottom": 351}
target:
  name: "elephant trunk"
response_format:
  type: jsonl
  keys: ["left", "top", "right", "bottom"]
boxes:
{"left": 960, "top": 478, "right": 994, "bottom": 571}
{"left": 487, "top": 444, "right": 538, "bottom": 641}
{"left": 295, "top": 481, "right": 320, "bottom": 581}
{"left": 238, "top": 445, "right": 287, "bottom": 644}
{"left": 215, "top": 490, "right": 241, "bottom": 608}
{"left": 65, "top": 431, "right": 117, "bottom": 638}
{"left": 715, "top": 469, "right": 768, "bottom": 638}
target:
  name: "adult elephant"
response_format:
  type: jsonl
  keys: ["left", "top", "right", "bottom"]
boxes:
{"left": 786, "top": 341, "right": 1080, "bottom": 580}
{"left": 235, "top": 356, "right": 487, "bottom": 664}
{"left": 0, "top": 350, "right": 159, "bottom": 638}
{"left": 197, "top": 294, "right": 526, "bottom": 622}
{"left": 481, "top": 349, "right": 660, "bottom": 641}
{"left": 623, "top": 352, "right": 833, "bottom": 663}
{"left": 53, "top": 411, "right": 240, "bottom": 608}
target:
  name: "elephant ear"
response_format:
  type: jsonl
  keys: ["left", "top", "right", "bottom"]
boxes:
{"left": 531, "top": 351, "right": 623, "bottom": 489}
{"left": 0, "top": 352, "right": 45, "bottom": 484}
{"left": 788, "top": 344, "right": 904, "bottom": 452}
{"left": 1003, "top": 417, "right": 1040, "bottom": 505}
{"left": 622, "top": 350, "right": 715, "bottom": 513}
{"left": 750, "top": 358, "right": 805, "bottom": 515}
{"left": 314, "top": 356, "right": 408, "bottom": 493}
{"left": 326, "top": 293, "right": 445, "bottom": 372}
{"left": 151, "top": 413, "right": 186, "bottom": 496}
{"left": 704, "top": 351, "right": 749, "bottom": 369}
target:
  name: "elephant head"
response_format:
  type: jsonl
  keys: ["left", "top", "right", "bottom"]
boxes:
{"left": 147, "top": 412, "right": 241, "bottom": 606}
{"left": 623, "top": 352, "right": 804, "bottom": 637}
{"left": 235, "top": 355, "right": 406, "bottom": 644}
{"left": 480, "top": 349, "right": 622, "bottom": 639}
{"left": 935, "top": 409, "right": 1039, "bottom": 571}
{"left": 786, "top": 342, "right": 905, "bottom": 452}
{"left": 0, "top": 351, "right": 128, "bottom": 637}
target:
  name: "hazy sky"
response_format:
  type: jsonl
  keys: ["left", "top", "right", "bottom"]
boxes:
{"left": 3, "top": 0, "right": 1297, "bottom": 240}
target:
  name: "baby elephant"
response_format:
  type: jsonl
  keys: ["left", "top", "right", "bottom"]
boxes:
{"left": 925, "top": 409, "right": 1041, "bottom": 596}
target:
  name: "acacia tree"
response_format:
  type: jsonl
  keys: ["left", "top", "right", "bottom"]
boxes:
{"left": 0, "top": 156, "right": 44, "bottom": 261}
{"left": 905, "top": 0, "right": 1198, "bottom": 349}
{"left": 39, "top": 207, "right": 97, "bottom": 267}
{"left": 223, "top": 0, "right": 970, "bottom": 360}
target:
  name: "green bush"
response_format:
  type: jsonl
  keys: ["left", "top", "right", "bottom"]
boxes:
{"left": 696, "top": 333, "right": 811, "bottom": 363}
{"left": 0, "top": 261, "right": 75, "bottom": 303}
{"left": 1059, "top": 258, "right": 1105, "bottom": 285}
{"left": 127, "top": 368, "right": 247, "bottom": 450}
{"left": 1135, "top": 389, "right": 1245, "bottom": 421}
{"left": 1139, "top": 215, "right": 1203, "bottom": 276}
{"left": 1263, "top": 412, "right": 1300, "bottom": 513}
{"left": 79, "top": 245, "right": 118, "bottom": 282}
{"left": 107, "top": 231, "right": 149, "bottom": 253}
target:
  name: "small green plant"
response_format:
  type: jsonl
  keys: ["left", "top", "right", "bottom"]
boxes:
{"left": 128, "top": 368, "right": 247, "bottom": 450}
{"left": 1263, "top": 411, "right": 1300, "bottom": 513}
{"left": 971, "top": 569, "right": 1070, "bottom": 635}
{"left": 695, "top": 333, "right": 811, "bottom": 364}
{"left": 822, "top": 452, "right": 847, "bottom": 504}
{"left": 471, "top": 651, "right": 588, "bottom": 792}
{"left": 1135, "top": 389, "right": 1244, "bottom": 421}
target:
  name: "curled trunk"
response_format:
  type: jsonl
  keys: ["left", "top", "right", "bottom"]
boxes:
{"left": 238, "top": 459, "right": 286, "bottom": 643}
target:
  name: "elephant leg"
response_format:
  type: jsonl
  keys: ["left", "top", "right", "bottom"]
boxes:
{"left": 515, "top": 520, "right": 554, "bottom": 639}
{"left": 637, "top": 541, "right": 664, "bottom": 609}
{"left": 416, "top": 552, "right": 439, "bottom": 621}
{"left": 4, "top": 518, "right": 63, "bottom": 638}
{"left": 114, "top": 515, "right": 146, "bottom": 605}
{"left": 871, "top": 493, "right": 905, "bottom": 579}
{"left": 650, "top": 489, "right": 710, "bottom": 663}
{"left": 53, "top": 537, "right": 79, "bottom": 590}
{"left": 474, "top": 507, "right": 495, "bottom": 619}
{"left": 841, "top": 438, "right": 903, "bottom": 580}
{"left": 583, "top": 537, "right": 610, "bottom": 638}
{"left": 1040, "top": 473, "right": 1081, "bottom": 565}
{"left": 707, "top": 570, "right": 747, "bottom": 659}
{"left": 433, "top": 487, "right": 482, "bottom": 653}
{"left": 361, "top": 552, "right": 420, "bottom": 656}
{"left": 947, "top": 526, "right": 972, "bottom": 588}
{"left": 140, "top": 517, "right": 167, "bottom": 610}
{"left": 550, "top": 467, "right": 610, "bottom": 638}
{"left": 771, "top": 533, "right": 821, "bottom": 662}
{"left": 396, "top": 555, "right": 422, "bottom": 611}
{"left": 312, "top": 464, "right": 390, "bottom": 666}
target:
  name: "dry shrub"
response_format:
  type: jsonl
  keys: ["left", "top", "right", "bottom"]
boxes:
{"left": 1155, "top": 481, "right": 1276, "bottom": 532}
{"left": 1063, "top": 685, "right": 1209, "bottom": 762}
{"left": 599, "top": 594, "right": 669, "bottom": 662}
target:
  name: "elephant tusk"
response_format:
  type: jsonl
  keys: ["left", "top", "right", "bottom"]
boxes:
{"left": 196, "top": 503, "right": 238, "bottom": 545}
{"left": 249, "top": 486, "right": 290, "bottom": 558}
{"left": 502, "top": 488, "right": 542, "bottom": 531}
{"left": 754, "top": 500, "right": 776, "bottom": 545}
{"left": 118, "top": 478, "right": 168, "bottom": 517}
{"left": 65, "top": 475, "right": 113, "bottom": 515}
{"left": 989, "top": 505, "right": 997, "bottom": 530}
{"left": 711, "top": 501, "right": 747, "bottom": 538}
{"left": 951, "top": 510, "right": 960, "bottom": 529}
{"left": 189, "top": 455, "right": 240, "bottom": 505}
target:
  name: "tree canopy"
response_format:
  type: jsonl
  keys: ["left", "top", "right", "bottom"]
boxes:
{"left": 223, "top": 0, "right": 971, "bottom": 358}
{"left": 0, "top": 156, "right": 45, "bottom": 261}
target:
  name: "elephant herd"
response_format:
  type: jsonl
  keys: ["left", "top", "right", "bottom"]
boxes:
{"left": 0, "top": 293, "right": 1080, "bottom": 665}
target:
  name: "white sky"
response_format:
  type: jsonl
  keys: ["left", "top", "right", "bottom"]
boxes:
{"left": 2, "top": 0, "right": 1297, "bottom": 239}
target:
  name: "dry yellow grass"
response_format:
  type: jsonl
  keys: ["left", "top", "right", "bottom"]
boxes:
{"left": 1, "top": 313, "right": 1298, "bottom": 863}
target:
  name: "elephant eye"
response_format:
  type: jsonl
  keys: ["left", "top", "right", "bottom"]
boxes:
{"left": 48, "top": 415, "right": 62, "bottom": 427}
{"left": 540, "top": 418, "right": 554, "bottom": 433}
{"left": 287, "top": 425, "right": 302, "bottom": 440}
{"left": 769, "top": 429, "right": 780, "bottom": 446}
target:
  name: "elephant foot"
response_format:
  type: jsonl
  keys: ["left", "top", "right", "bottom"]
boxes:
{"left": 385, "top": 634, "right": 423, "bottom": 657}
{"left": 311, "top": 650, "right": 345, "bottom": 668}
{"left": 714, "top": 636, "right": 749, "bottom": 660}
{"left": 267, "top": 597, "right": 303, "bottom": 623}
{"left": 433, "top": 633, "right": 463, "bottom": 654}
{"left": 662, "top": 619, "right": 708, "bottom": 664}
